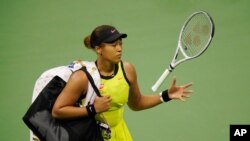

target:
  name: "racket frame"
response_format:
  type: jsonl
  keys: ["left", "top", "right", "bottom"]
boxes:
{"left": 152, "top": 11, "right": 214, "bottom": 92}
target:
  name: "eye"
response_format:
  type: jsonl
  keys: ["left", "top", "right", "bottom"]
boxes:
{"left": 118, "top": 41, "right": 123, "bottom": 46}
{"left": 116, "top": 40, "right": 122, "bottom": 46}
{"left": 110, "top": 43, "right": 117, "bottom": 47}
{"left": 112, "top": 41, "right": 122, "bottom": 47}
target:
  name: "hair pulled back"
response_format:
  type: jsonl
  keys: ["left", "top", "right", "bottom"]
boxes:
{"left": 83, "top": 35, "right": 92, "bottom": 49}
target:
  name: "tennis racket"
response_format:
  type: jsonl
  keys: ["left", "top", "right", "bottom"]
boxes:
{"left": 152, "top": 11, "right": 215, "bottom": 92}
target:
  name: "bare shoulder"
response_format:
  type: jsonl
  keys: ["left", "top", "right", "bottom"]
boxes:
{"left": 66, "top": 69, "right": 88, "bottom": 93}
{"left": 122, "top": 61, "right": 137, "bottom": 84}
{"left": 122, "top": 61, "right": 136, "bottom": 73}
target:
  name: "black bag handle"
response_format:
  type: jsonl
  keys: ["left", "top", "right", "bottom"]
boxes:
{"left": 81, "top": 67, "right": 101, "bottom": 97}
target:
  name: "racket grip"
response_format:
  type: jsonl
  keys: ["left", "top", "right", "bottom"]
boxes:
{"left": 151, "top": 69, "right": 171, "bottom": 92}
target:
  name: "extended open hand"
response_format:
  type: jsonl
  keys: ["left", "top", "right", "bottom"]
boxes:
{"left": 168, "top": 76, "right": 193, "bottom": 101}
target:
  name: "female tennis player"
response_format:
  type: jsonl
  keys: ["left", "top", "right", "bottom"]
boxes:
{"left": 52, "top": 25, "right": 193, "bottom": 141}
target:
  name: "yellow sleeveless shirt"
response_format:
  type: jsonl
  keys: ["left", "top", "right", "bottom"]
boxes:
{"left": 96, "top": 61, "right": 133, "bottom": 141}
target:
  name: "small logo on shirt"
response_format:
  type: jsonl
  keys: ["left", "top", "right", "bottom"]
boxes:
{"left": 117, "top": 77, "right": 123, "bottom": 80}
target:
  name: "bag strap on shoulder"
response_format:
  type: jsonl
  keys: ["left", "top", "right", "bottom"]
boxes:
{"left": 81, "top": 66, "right": 101, "bottom": 97}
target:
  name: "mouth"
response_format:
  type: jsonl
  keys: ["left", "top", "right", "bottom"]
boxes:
{"left": 117, "top": 54, "right": 122, "bottom": 58}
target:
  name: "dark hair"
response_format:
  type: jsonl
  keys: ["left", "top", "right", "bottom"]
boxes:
{"left": 83, "top": 35, "right": 92, "bottom": 49}
{"left": 83, "top": 25, "right": 127, "bottom": 49}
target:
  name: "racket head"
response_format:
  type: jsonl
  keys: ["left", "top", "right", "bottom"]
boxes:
{"left": 179, "top": 11, "right": 215, "bottom": 59}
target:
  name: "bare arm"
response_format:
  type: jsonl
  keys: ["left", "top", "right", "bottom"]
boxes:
{"left": 124, "top": 61, "right": 193, "bottom": 111}
{"left": 52, "top": 70, "right": 89, "bottom": 119}
{"left": 124, "top": 62, "right": 162, "bottom": 111}
{"left": 52, "top": 70, "right": 111, "bottom": 119}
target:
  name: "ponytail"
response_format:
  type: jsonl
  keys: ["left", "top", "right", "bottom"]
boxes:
{"left": 83, "top": 35, "right": 93, "bottom": 49}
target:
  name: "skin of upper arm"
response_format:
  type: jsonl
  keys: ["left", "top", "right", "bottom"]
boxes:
{"left": 123, "top": 61, "right": 142, "bottom": 111}
{"left": 52, "top": 70, "right": 88, "bottom": 112}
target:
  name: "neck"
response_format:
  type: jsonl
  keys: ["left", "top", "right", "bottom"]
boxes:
{"left": 96, "top": 59, "right": 116, "bottom": 77}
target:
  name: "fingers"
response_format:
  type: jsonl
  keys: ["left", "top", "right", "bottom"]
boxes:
{"left": 184, "top": 89, "right": 193, "bottom": 94}
{"left": 101, "top": 95, "right": 112, "bottom": 104}
{"left": 94, "top": 95, "right": 112, "bottom": 113}
{"left": 182, "top": 93, "right": 191, "bottom": 98}
{"left": 179, "top": 97, "right": 187, "bottom": 101}
{"left": 171, "top": 76, "right": 177, "bottom": 87}
{"left": 181, "top": 88, "right": 194, "bottom": 101}
{"left": 183, "top": 82, "right": 193, "bottom": 88}
{"left": 179, "top": 93, "right": 191, "bottom": 101}
{"left": 96, "top": 95, "right": 111, "bottom": 101}
{"left": 168, "top": 77, "right": 194, "bottom": 102}
{"left": 170, "top": 76, "right": 193, "bottom": 89}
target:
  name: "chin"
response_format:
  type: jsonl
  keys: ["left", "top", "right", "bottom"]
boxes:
{"left": 113, "top": 58, "right": 121, "bottom": 64}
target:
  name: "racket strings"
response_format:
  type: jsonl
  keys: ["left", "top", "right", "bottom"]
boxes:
{"left": 181, "top": 13, "right": 213, "bottom": 57}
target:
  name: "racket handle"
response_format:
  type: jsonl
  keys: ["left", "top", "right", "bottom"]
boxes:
{"left": 151, "top": 69, "right": 170, "bottom": 92}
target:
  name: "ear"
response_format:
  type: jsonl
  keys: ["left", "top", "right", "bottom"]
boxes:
{"left": 95, "top": 46, "right": 102, "bottom": 55}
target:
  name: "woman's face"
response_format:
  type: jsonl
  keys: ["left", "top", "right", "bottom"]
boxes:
{"left": 98, "top": 39, "right": 123, "bottom": 64}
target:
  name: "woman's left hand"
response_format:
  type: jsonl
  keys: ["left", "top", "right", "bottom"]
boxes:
{"left": 168, "top": 76, "right": 193, "bottom": 101}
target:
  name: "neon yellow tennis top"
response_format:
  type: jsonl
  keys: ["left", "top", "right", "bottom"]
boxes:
{"left": 96, "top": 61, "right": 133, "bottom": 141}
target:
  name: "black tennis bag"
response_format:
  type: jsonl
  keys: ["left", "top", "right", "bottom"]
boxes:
{"left": 23, "top": 65, "right": 104, "bottom": 141}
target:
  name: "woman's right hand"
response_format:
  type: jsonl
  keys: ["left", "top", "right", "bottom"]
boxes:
{"left": 93, "top": 95, "right": 112, "bottom": 113}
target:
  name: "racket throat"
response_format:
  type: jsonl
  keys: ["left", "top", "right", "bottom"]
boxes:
{"left": 168, "top": 64, "right": 175, "bottom": 72}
